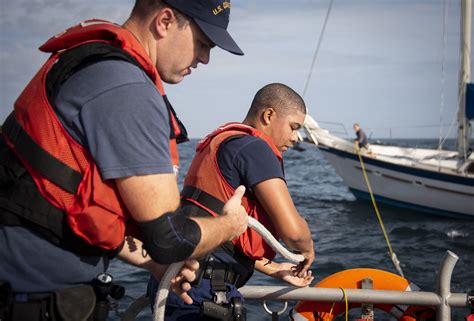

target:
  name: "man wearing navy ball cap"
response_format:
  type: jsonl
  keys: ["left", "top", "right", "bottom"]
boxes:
{"left": 0, "top": 0, "right": 246, "bottom": 320}
{"left": 163, "top": 0, "right": 244, "bottom": 55}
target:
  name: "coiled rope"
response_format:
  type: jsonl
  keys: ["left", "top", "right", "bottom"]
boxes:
{"left": 152, "top": 216, "right": 305, "bottom": 321}
{"left": 355, "top": 145, "right": 405, "bottom": 278}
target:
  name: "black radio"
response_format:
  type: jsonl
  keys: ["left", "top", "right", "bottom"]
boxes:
{"left": 201, "top": 297, "right": 246, "bottom": 321}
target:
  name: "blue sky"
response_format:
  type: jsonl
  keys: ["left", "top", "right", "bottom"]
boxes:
{"left": 1, "top": 0, "right": 473, "bottom": 138}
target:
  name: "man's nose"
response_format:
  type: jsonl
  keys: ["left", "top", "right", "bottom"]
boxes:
{"left": 199, "top": 47, "right": 211, "bottom": 65}
{"left": 290, "top": 131, "right": 299, "bottom": 142}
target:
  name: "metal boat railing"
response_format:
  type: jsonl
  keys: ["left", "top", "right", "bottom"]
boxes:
{"left": 121, "top": 251, "right": 472, "bottom": 321}
{"left": 315, "top": 120, "right": 349, "bottom": 138}
{"left": 239, "top": 251, "right": 472, "bottom": 321}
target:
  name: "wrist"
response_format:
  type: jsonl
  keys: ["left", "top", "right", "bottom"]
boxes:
{"left": 220, "top": 215, "right": 242, "bottom": 241}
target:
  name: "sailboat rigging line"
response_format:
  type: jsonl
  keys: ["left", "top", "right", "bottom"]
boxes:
{"left": 436, "top": 0, "right": 459, "bottom": 164}
{"left": 437, "top": 112, "right": 458, "bottom": 154}
{"left": 302, "top": 0, "right": 334, "bottom": 98}
{"left": 457, "top": 0, "right": 472, "bottom": 161}
{"left": 355, "top": 145, "right": 405, "bottom": 278}
{"left": 438, "top": 0, "right": 449, "bottom": 153}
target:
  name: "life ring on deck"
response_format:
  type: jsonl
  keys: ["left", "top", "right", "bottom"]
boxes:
{"left": 290, "top": 268, "right": 435, "bottom": 321}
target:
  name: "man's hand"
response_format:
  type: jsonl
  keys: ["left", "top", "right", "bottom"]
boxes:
{"left": 118, "top": 237, "right": 198, "bottom": 304}
{"left": 255, "top": 259, "right": 313, "bottom": 287}
{"left": 168, "top": 259, "right": 199, "bottom": 304}
{"left": 292, "top": 246, "right": 315, "bottom": 278}
{"left": 275, "top": 262, "right": 314, "bottom": 287}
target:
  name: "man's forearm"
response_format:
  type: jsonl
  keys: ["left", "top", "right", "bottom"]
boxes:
{"left": 255, "top": 257, "right": 280, "bottom": 276}
{"left": 280, "top": 218, "right": 314, "bottom": 255}
{"left": 117, "top": 236, "right": 168, "bottom": 278}
{"left": 189, "top": 215, "right": 243, "bottom": 258}
{"left": 287, "top": 236, "right": 314, "bottom": 256}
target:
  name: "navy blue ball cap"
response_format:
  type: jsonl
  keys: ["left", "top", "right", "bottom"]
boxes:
{"left": 162, "top": 0, "right": 244, "bottom": 55}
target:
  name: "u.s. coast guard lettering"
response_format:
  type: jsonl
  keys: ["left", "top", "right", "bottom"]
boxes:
{"left": 212, "top": 1, "right": 231, "bottom": 15}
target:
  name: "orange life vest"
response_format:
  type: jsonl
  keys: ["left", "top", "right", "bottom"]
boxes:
{"left": 2, "top": 19, "right": 184, "bottom": 250}
{"left": 182, "top": 122, "right": 282, "bottom": 260}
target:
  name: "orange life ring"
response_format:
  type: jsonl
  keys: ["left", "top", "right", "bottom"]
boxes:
{"left": 290, "top": 268, "right": 435, "bottom": 321}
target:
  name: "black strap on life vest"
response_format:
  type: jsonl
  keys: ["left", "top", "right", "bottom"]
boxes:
{"left": 2, "top": 113, "right": 82, "bottom": 194}
{"left": 181, "top": 186, "right": 225, "bottom": 215}
{"left": 45, "top": 41, "right": 188, "bottom": 145}
{"left": 163, "top": 95, "right": 189, "bottom": 144}
{"left": 46, "top": 42, "right": 143, "bottom": 104}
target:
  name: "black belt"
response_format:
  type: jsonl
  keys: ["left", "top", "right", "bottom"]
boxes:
{"left": 194, "top": 257, "right": 242, "bottom": 290}
{"left": 0, "top": 282, "right": 56, "bottom": 321}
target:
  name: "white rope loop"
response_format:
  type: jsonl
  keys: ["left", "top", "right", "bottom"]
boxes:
{"left": 263, "top": 300, "right": 288, "bottom": 316}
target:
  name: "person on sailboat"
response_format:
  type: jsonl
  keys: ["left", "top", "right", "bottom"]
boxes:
{"left": 353, "top": 123, "right": 370, "bottom": 150}
{"left": 148, "top": 83, "right": 315, "bottom": 321}
{"left": 0, "top": 1, "right": 249, "bottom": 320}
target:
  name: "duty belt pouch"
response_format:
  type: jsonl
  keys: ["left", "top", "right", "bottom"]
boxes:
{"left": 55, "top": 285, "right": 95, "bottom": 321}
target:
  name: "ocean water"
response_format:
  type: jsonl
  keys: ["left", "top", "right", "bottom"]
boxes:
{"left": 109, "top": 139, "right": 473, "bottom": 321}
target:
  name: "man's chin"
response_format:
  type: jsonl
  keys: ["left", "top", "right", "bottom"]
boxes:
{"left": 162, "top": 75, "right": 185, "bottom": 85}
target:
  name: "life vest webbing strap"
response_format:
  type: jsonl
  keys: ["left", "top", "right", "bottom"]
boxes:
{"left": 45, "top": 42, "right": 143, "bottom": 106}
{"left": 181, "top": 186, "right": 225, "bottom": 215}
{"left": 2, "top": 113, "right": 82, "bottom": 194}
{"left": 162, "top": 95, "right": 189, "bottom": 144}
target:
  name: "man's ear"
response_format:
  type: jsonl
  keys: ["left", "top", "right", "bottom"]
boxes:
{"left": 154, "top": 7, "right": 174, "bottom": 38}
{"left": 262, "top": 107, "right": 276, "bottom": 126}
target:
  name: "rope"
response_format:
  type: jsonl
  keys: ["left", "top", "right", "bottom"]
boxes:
{"left": 302, "top": 0, "right": 334, "bottom": 98}
{"left": 438, "top": 0, "right": 449, "bottom": 153}
{"left": 340, "top": 288, "right": 348, "bottom": 321}
{"left": 355, "top": 145, "right": 405, "bottom": 278}
{"left": 327, "top": 301, "right": 336, "bottom": 319}
{"left": 247, "top": 217, "right": 304, "bottom": 263}
{"left": 152, "top": 217, "right": 305, "bottom": 321}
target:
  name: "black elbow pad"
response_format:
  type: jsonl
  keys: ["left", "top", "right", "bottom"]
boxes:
{"left": 137, "top": 210, "right": 201, "bottom": 264}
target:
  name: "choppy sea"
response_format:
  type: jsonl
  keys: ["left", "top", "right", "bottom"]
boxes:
{"left": 109, "top": 138, "right": 473, "bottom": 321}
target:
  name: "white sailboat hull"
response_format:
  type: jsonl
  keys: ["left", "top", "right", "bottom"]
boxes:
{"left": 318, "top": 145, "right": 474, "bottom": 218}
{"left": 299, "top": 0, "right": 474, "bottom": 219}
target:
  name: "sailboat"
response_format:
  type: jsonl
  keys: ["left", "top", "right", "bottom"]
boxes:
{"left": 302, "top": 0, "right": 474, "bottom": 218}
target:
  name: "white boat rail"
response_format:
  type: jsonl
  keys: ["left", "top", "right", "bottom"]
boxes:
{"left": 314, "top": 120, "right": 349, "bottom": 138}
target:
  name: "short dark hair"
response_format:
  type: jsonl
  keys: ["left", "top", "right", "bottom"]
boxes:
{"left": 247, "top": 83, "right": 306, "bottom": 118}
{"left": 131, "top": 0, "right": 189, "bottom": 28}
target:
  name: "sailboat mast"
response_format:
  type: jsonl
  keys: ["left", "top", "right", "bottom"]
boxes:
{"left": 457, "top": 0, "right": 472, "bottom": 160}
